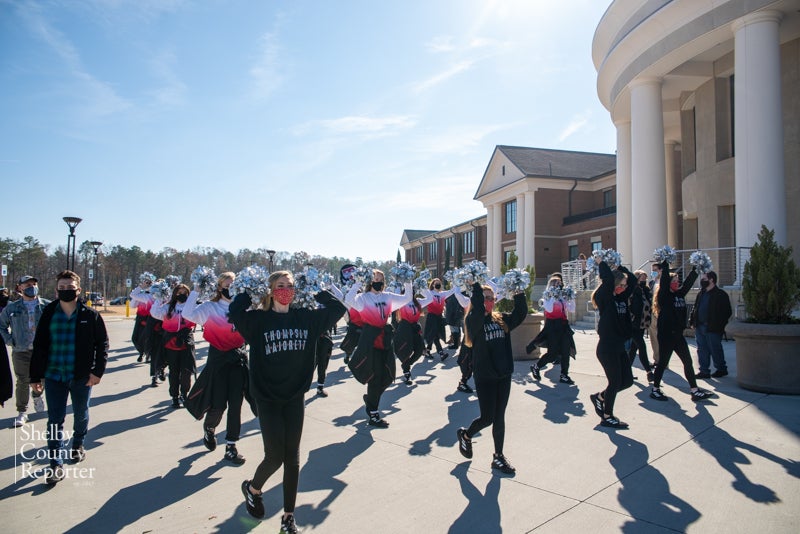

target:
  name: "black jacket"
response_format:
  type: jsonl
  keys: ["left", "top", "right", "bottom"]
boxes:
{"left": 595, "top": 262, "right": 636, "bottom": 346}
{"left": 445, "top": 294, "right": 465, "bottom": 326}
{"left": 656, "top": 260, "right": 698, "bottom": 335}
{"left": 30, "top": 300, "right": 109, "bottom": 382}
{"left": 690, "top": 286, "right": 732, "bottom": 333}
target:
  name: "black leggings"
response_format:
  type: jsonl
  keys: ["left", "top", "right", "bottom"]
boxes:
{"left": 536, "top": 350, "right": 570, "bottom": 374}
{"left": 252, "top": 396, "right": 305, "bottom": 513}
{"left": 165, "top": 348, "right": 193, "bottom": 399}
{"left": 628, "top": 329, "right": 652, "bottom": 371}
{"left": 203, "top": 349, "right": 246, "bottom": 441}
{"left": 466, "top": 377, "right": 511, "bottom": 455}
{"left": 596, "top": 343, "right": 634, "bottom": 415}
{"left": 132, "top": 315, "right": 149, "bottom": 355}
{"left": 457, "top": 346, "right": 473, "bottom": 383}
{"left": 654, "top": 332, "right": 697, "bottom": 389}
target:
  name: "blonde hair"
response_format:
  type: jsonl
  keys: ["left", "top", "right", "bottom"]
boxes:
{"left": 259, "top": 270, "right": 294, "bottom": 310}
{"left": 211, "top": 271, "right": 235, "bottom": 302}
{"left": 462, "top": 285, "right": 507, "bottom": 347}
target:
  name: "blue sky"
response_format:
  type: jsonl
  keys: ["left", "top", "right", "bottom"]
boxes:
{"left": 1, "top": 0, "right": 615, "bottom": 262}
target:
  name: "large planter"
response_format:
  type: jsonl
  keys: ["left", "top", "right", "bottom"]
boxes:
{"left": 511, "top": 313, "right": 544, "bottom": 361}
{"left": 726, "top": 320, "right": 800, "bottom": 395}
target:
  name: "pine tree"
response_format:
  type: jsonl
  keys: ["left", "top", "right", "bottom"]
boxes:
{"left": 742, "top": 225, "right": 800, "bottom": 323}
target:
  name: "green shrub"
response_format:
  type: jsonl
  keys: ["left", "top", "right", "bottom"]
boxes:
{"left": 742, "top": 225, "right": 800, "bottom": 324}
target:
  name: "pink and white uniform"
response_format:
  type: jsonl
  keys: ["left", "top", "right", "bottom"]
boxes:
{"left": 181, "top": 290, "right": 244, "bottom": 351}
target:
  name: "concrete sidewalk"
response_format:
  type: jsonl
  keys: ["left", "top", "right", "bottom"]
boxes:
{"left": 1, "top": 316, "right": 798, "bottom": 533}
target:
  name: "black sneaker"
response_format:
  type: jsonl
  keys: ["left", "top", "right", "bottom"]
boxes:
{"left": 424, "top": 349, "right": 433, "bottom": 360}
{"left": 280, "top": 514, "right": 298, "bottom": 534}
{"left": 316, "top": 386, "right": 328, "bottom": 397}
{"left": 70, "top": 445, "right": 86, "bottom": 464}
{"left": 241, "top": 480, "right": 264, "bottom": 518}
{"left": 45, "top": 464, "right": 65, "bottom": 485}
{"left": 695, "top": 371, "right": 711, "bottom": 379}
{"left": 137, "top": 354, "right": 144, "bottom": 363}
{"left": 491, "top": 454, "right": 516, "bottom": 474}
{"left": 646, "top": 371, "right": 655, "bottom": 383}
{"left": 439, "top": 350, "right": 449, "bottom": 361}
{"left": 172, "top": 397, "right": 181, "bottom": 408}
{"left": 456, "top": 428, "right": 473, "bottom": 459}
{"left": 403, "top": 372, "right": 412, "bottom": 385}
{"left": 158, "top": 370, "right": 166, "bottom": 382}
{"left": 530, "top": 364, "right": 541, "bottom": 381}
{"left": 650, "top": 387, "right": 668, "bottom": 401}
{"left": 559, "top": 374, "right": 575, "bottom": 385}
{"left": 343, "top": 354, "right": 350, "bottom": 365}
{"left": 711, "top": 369, "right": 728, "bottom": 378}
{"left": 457, "top": 381, "right": 473, "bottom": 393}
{"left": 225, "top": 444, "right": 246, "bottom": 465}
{"left": 691, "top": 388, "right": 714, "bottom": 401}
{"left": 589, "top": 393, "right": 604, "bottom": 419}
{"left": 600, "top": 416, "right": 629, "bottom": 429}
{"left": 150, "top": 377, "right": 158, "bottom": 387}
{"left": 368, "top": 412, "right": 389, "bottom": 428}
{"left": 203, "top": 427, "right": 217, "bottom": 451}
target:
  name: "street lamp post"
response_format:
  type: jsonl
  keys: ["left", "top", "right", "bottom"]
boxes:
{"left": 266, "top": 249, "right": 276, "bottom": 272}
{"left": 90, "top": 241, "right": 103, "bottom": 305}
{"left": 63, "top": 217, "right": 82, "bottom": 271}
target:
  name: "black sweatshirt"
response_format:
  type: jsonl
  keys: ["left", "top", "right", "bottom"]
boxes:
{"left": 228, "top": 291, "right": 345, "bottom": 402}
{"left": 595, "top": 261, "right": 636, "bottom": 346}
{"left": 656, "top": 259, "right": 698, "bottom": 335}
{"left": 466, "top": 282, "right": 527, "bottom": 381}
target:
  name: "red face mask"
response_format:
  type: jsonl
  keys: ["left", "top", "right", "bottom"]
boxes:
{"left": 272, "top": 287, "right": 295, "bottom": 305}
{"left": 614, "top": 286, "right": 626, "bottom": 295}
{"left": 670, "top": 280, "right": 680, "bottom": 292}
{"left": 484, "top": 295, "right": 495, "bottom": 313}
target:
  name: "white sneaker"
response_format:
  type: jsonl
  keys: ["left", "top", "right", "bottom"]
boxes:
{"left": 13, "top": 412, "right": 28, "bottom": 427}
{"left": 33, "top": 396, "right": 45, "bottom": 413}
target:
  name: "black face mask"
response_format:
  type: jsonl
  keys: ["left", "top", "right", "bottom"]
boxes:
{"left": 700, "top": 279, "right": 710, "bottom": 289}
{"left": 434, "top": 284, "right": 441, "bottom": 290}
{"left": 221, "top": 288, "right": 231, "bottom": 299}
{"left": 0, "top": 295, "right": 8, "bottom": 307}
{"left": 176, "top": 294, "right": 188, "bottom": 303}
{"left": 58, "top": 289, "right": 78, "bottom": 302}
{"left": 371, "top": 281, "right": 384, "bottom": 292}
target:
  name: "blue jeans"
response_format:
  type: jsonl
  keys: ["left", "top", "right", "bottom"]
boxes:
{"left": 44, "top": 377, "right": 92, "bottom": 467}
{"left": 695, "top": 325, "right": 727, "bottom": 374}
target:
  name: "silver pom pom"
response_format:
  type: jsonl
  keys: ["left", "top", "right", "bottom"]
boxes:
{"left": 190, "top": 266, "right": 217, "bottom": 299}
{"left": 413, "top": 269, "right": 431, "bottom": 294}
{"left": 451, "top": 260, "right": 490, "bottom": 295}
{"left": 165, "top": 275, "right": 182, "bottom": 289}
{"left": 230, "top": 265, "right": 270, "bottom": 303}
{"left": 138, "top": 271, "right": 156, "bottom": 284}
{"left": 501, "top": 268, "right": 530, "bottom": 294}
{"left": 586, "top": 248, "right": 621, "bottom": 274}
{"left": 349, "top": 266, "right": 373, "bottom": 289}
{"left": 293, "top": 266, "right": 327, "bottom": 309}
{"left": 653, "top": 245, "right": 677, "bottom": 264}
{"left": 689, "top": 250, "right": 713, "bottom": 274}
{"left": 390, "top": 262, "right": 416, "bottom": 285}
{"left": 150, "top": 279, "right": 170, "bottom": 301}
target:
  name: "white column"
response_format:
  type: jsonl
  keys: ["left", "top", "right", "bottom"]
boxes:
{"left": 630, "top": 77, "right": 668, "bottom": 268}
{"left": 492, "top": 203, "right": 503, "bottom": 273}
{"left": 615, "top": 120, "right": 632, "bottom": 266}
{"left": 665, "top": 140, "right": 678, "bottom": 247}
{"left": 733, "top": 11, "right": 786, "bottom": 249}
{"left": 485, "top": 205, "right": 495, "bottom": 271}
{"left": 515, "top": 194, "right": 525, "bottom": 267}
{"left": 523, "top": 191, "right": 535, "bottom": 269}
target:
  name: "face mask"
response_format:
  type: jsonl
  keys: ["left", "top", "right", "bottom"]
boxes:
{"left": 273, "top": 287, "right": 295, "bottom": 305}
{"left": 0, "top": 296, "right": 8, "bottom": 307}
{"left": 434, "top": 284, "right": 441, "bottom": 290}
{"left": 58, "top": 289, "right": 78, "bottom": 302}
{"left": 371, "top": 281, "right": 384, "bottom": 292}
{"left": 700, "top": 279, "right": 710, "bottom": 289}
{"left": 23, "top": 286, "right": 38, "bottom": 298}
{"left": 484, "top": 300, "right": 495, "bottom": 313}
{"left": 614, "top": 286, "right": 626, "bottom": 295}
{"left": 670, "top": 280, "right": 680, "bottom": 292}
{"left": 221, "top": 288, "right": 231, "bottom": 299}
{"left": 176, "top": 294, "right": 188, "bottom": 303}
{"left": 650, "top": 271, "right": 658, "bottom": 279}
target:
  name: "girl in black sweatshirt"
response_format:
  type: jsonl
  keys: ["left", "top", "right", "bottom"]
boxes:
{"left": 650, "top": 260, "right": 713, "bottom": 401}
{"left": 229, "top": 271, "right": 345, "bottom": 532}
{"left": 589, "top": 261, "right": 636, "bottom": 428}
{"left": 456, "top": 282, "right": 527, "bottom": 474}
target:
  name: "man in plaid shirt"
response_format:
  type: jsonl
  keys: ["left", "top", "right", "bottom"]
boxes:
{"left": 30, "top": 270, "right": 108, "bottom": 486}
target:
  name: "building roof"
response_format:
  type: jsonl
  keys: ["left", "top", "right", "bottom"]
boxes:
{"left": 497, "top": 145, "right": 616, "bottom": 180}
{"left": 400, "top": 229, "right": 437, "bottom": 245}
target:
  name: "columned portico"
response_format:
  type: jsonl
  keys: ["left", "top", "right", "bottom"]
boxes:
{"left": 523, "top": 191, "right": 535, "bottom": 268}
{"left": 615, "top": 120, "right": 632, "bottom": 265}
{"left": 490, "top": 204, "right": 503, "bottom": 273}
{"left": 630, "top": 77, "right": 668, "bottom": 267}
{"left": 515, "top": 193, "right": 525, "bottom": 268}
{"left": 733, "top": 10, "right": 786, "bottom": 248}
{"left": 664, "top": 140, "right": 679, "bottom": 247}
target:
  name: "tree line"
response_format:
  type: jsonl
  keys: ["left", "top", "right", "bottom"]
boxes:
{"left": 0, "top": 236, "right": 395, "bottom": 300}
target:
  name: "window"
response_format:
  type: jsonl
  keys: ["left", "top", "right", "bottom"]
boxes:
{"left": 463, "top": 231, "right": 475, "bottom": 254}
{"left": 505, "top": 200, "right": 517, "bottom": 234}
{"left": 591, "top": 237, "right": 602, "bottom": 252}
{"left": 444, "top": 236, "right": 454, "bottom": 257}
{"left": 568, "top": 244, "right": 579, "bottom": 260}
{"left": 504, "top": 250, "right": 515, "bottom": 267}
{"left": 429, "top": 241, "right": 438, "bottom": 260}
{"left": 416, "top": 245, "right": 423, "bottom": 261}
{"left": 603, "top": 189, "right": 613, "bottom": 209}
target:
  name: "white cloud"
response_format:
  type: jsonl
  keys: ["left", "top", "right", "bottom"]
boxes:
{"left": 411, "top": 123, "right": 515, "bottom": 156}
{"left": 148, "top": 50, "right": 186, "bottom": 106}
{"left": 249, "top": 31, "right": 284, "bottom": 100}
{"left": 426, "top": 35, "right": 455, "bottom": 53}
{"left": 292, "top": 115, "right": 417, "bottom": 138}
{"left": 558, "top": 112, "right": 591, "bottom": 142}
{"left": 412, "top": 60, "right": 473, "bottom": 93}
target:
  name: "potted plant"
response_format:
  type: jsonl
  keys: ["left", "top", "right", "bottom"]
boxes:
{"left": 727, "top": 225, "right": 800, "bottom": 394}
